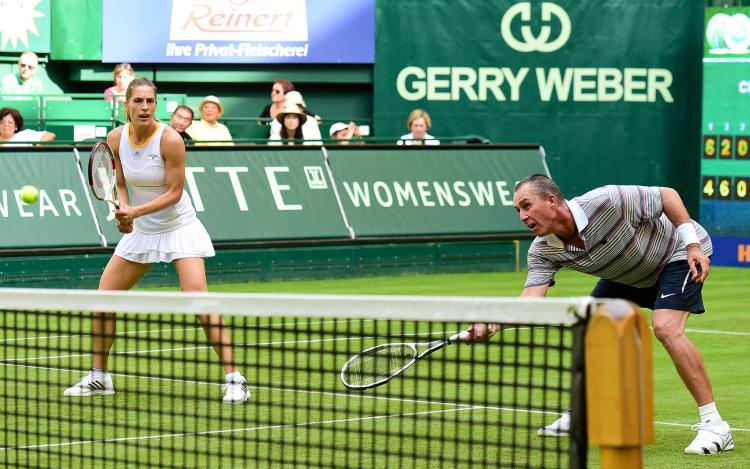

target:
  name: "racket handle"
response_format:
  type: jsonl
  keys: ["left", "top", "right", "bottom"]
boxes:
{"left": 448, "top": 330, "right": 470, "bottom": 342}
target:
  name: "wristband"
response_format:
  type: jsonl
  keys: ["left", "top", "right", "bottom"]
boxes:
{"left": 676, "top": 223, "right": 700, "bottom": 246}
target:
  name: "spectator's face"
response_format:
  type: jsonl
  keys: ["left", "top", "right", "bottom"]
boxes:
{"left": 0, "top": 114, "right": 18, "bottom": 140}
{"left": 170, "top": 109, "right": 193, "bottom": 133}
{"left": 410, "top": 117, "right": 427, "bottom": 139}
{"left": 332, "top": 129, "right": 350, "bottom": 143}
{"left": 18, "top": 55, "right": 38, "bottom": 82}
{"left": 201, "top": 103, "right": 221, "bottom": 123}
{"left": 283, "top": 114, "right": 300, "bottom": 131}
{"left": 115, "top": 70, "right": 135, "bottom": 92}
{"left": 271, "top": 84, "right": 285, "bottom": 103}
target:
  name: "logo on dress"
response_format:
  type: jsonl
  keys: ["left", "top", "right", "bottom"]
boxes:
{"left": 147, "top": 153, "right": 160, "bottom": 160}
{"left": 133, "top": 150, "right": 142, "bottom": 159}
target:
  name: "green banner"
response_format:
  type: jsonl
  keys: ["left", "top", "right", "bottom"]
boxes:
{"left": 183, "top": 148, "right": 350, "bottom": 242}
{"left": 0, "top": 0, "right": 51, "bottom": 53}
{"left": 50, "top": 0, "right": 101, "bottom": 60}
{"left": 374, "top": 0, "right": 704, "bottom": 212}
{"left": 327, "top": 146, "right": 545, "bottom": 237}
{"left": 0, "top": 149, "right": 101, "bottom": 249}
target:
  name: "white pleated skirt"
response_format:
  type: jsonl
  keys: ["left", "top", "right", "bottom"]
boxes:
{"left": 114, "top": 218, "right": 215, "bottom": 264}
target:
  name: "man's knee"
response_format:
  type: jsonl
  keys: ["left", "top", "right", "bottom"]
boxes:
{"left": 652, "top": 313, "right": 686, "bottom": 345}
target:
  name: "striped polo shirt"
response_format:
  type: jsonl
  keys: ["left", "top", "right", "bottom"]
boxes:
{"left": 525, "top": 185, "right": 712, "bottom": 289}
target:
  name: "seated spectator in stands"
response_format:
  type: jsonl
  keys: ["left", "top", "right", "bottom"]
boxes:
{"left": 186, "top": 95, "right": 234, "bottom": 146}
{"left": 269, "top": 91, "right": 322, "bottom": 144}
{"left": 0, "top": 107, "right": 55, "bottom": 146}
{"left": 169, "top": 105, "right": 194, "bottom": 144}
{"left": 269, "top": 102, "right": 321, "bottom": 146}
{"left": 329, "top": 121, "right": 363, "bottom": 145}
{"left": 397, "top": 109, "right": 439, "bottom": 145}
{"left": 0, "top": 52, "right": 44, "bottom": 97}
{"left": 258, "top": 79, "right": 295, "bottom": 125}
{"left": 103, "top": 63, "right": 135, "bottom": 105}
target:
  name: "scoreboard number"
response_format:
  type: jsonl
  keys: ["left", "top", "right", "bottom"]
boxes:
{"left": 719, "top": 136, "right": 733, "bottom": 159}
{"left": 703, "top": 136, "right": 717, "bottom": 159}
{"left": 737, "top": 136, "right": 750, "bottom": 160}
{"left": 702, "top": 176, "right": 716, "bottom": 199}
{"left": 736, "top": 177, "right": 749, "bottom": 201}
{"left": 718, "top": 176, "right": 732, "bottom": 199}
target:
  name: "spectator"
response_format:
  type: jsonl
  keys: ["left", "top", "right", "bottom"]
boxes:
{"left": 268, "top": 102, "right": 310, "bottom": 145}
{"left": 186, "top": 95, "right": 234, "bottom": 146}
{"left": 103, "top": 63, "right": 135, "bottom": 106}
{"left": 329, "top": 121, "right": 363, "bottom": 145}
{"left": 169, "top": 105, "right": 194, "bottom": 144}
{"left": 0, "top": 51, "right": 44, "bottom": 97}
{"left": 0, "top": 107, "right": 55, "bottom": 146}
{"left": 397, "top": 108, "right": 439, "bottom": 145}
{"left": 269, "top": 91, "right": 322, "bottom": 144}
{"left": 258, "top": 79, "right": 294, "bottom": 124}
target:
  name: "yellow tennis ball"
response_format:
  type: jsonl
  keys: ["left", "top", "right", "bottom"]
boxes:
{"left": 20, "top": 185, "right": 39, "bottom": 204}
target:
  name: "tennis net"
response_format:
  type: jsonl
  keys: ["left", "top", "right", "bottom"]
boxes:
{"left": 0, "top": 288, "right": 594, "bottom": 469}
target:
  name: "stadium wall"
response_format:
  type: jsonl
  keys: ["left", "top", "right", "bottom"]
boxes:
{"left": 0, "top": 145, "right": 541, "bottom": 287}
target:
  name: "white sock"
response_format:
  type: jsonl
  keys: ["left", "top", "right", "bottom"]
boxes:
{"left": 225, "top": 371, "right": 243, "bottom": 383}
{"left": 699, "top": 402, "right": 722, "bottom": 423}
{"left": 91, "top": 368, "right": 107, "bottom": 379}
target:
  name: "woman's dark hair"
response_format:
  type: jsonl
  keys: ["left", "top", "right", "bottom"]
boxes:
{"left": 0, "top": 107, "right": 23, "bottom": 132}
{"left": 280, "top": 121, "right": 304, "bottom": 142}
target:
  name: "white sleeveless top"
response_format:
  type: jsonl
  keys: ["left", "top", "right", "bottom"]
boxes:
{"left": 118, "top": 123, "right": 196, "bottom": 234}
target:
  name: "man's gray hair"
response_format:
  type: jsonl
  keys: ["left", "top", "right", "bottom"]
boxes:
{"left": 515, "top": 174, "right": 565, "bottom": 205}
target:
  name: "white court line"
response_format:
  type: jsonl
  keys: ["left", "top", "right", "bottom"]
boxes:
{"left": 0, "top": 327, "right": 203, "bottom": 343}
{"left": 0, "top": 329, "right": 456, "bottom": 363}
{"left": 0, "top": 406, "right": 483, "bottom": 451}
{"left": 684, "top": 328, "right": 750, "bottom": 336}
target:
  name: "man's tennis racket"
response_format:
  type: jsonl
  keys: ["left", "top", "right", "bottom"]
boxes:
{"left": 340, "top": 330, "right": 470, "bottom": 390}
{"left": 88, "top": 141, "right": 119, "bottom": 208}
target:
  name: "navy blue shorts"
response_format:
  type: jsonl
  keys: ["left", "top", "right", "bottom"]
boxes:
{"left": 590, "top": 260, "right": 705, "bottom": 313}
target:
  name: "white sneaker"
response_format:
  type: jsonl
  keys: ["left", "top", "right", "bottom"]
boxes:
{"left": 222, "top": 379, "right": 249, "bottom": 404}
{"left": 538, "top": 410, "right": 570, "bottom": 437}
{"left": 684, "top": 420, "right": 734, "bottom": 455}
{"left": 64, "top": 371, "right": 115, "bottom": 397}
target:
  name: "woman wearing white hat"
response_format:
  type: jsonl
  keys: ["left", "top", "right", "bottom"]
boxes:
{"left": 186, "top": 95, "right": 234, "bottom": 146}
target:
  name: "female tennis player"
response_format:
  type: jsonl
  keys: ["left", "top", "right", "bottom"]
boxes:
{"left": 64, "top": 78, "right": 249, "bottom": 404}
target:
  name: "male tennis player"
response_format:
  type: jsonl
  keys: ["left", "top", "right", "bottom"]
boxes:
{"left": 468, "top": 174, "right": 733, "bottom": 455}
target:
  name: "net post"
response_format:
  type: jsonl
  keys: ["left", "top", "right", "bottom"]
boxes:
{"left": 585, "top": 299, "right": 654, "bottom": 469}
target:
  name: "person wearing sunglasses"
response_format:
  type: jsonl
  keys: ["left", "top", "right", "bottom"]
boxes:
{"left": 258, "top": 79, "right": 295, "bottom": 125}
{"left": 0, "top": 51, "right": 44, "bottom": 97}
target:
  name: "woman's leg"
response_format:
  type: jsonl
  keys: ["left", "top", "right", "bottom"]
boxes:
{"left": 94, "top": 255, "right": 152, "bottom": 370}
{"left": 173, "top": 257, "right": 237, "bottom": 373}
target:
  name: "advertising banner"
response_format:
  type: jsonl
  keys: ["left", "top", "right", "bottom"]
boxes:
{"left": 0, "top": 150, "right": 101, "bottom": 249}
{"left": 102, "top": 0, "right": 374, "bottom": 64}
{"left": 374, "top": 1, "right": 704, "bottom": 212}
{"left": 0, "top": 0, "right": 51, "bottom": 53}
{"left": 181, "top": 148, "right": 350, "bottom": 242}
{"left": 327, "top": 146, "right": 545, "bottom": 237}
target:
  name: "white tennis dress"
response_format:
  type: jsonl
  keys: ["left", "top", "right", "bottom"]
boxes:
{"left": 114, "top": 123, "right": 215, "bottom": 263}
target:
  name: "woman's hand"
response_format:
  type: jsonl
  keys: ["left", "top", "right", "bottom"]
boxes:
{"left": 114, "top": 203, "right": 137, "bottom": 232}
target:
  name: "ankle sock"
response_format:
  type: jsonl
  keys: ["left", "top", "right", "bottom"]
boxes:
{"left": 699, "top": 402, "right": 722, "bottom": 424}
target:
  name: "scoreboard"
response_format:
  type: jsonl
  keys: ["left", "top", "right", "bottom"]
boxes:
{"left": 701, "top": 8, "right": 750, "bottom": 266}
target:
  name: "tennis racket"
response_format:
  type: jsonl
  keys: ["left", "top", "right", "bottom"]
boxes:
{"left": 340, "top": 330, "right": 470, "bottom": 390}
{"left": 88, "top": 141, "right": 119, "bottom": 208}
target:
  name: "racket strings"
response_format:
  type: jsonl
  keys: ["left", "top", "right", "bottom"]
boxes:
{"left": 90, "top": 147, "right": 116, "bottom": 200}
{"left": 345, "top": 345, "right": 416, "bottom": 386}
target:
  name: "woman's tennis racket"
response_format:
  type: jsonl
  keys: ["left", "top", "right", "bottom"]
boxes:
{"left": 88, "top": 141, "right": 119, "bottom": 208}
{"left": 340, "top": 330, "right": 470, "bottom": 390}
